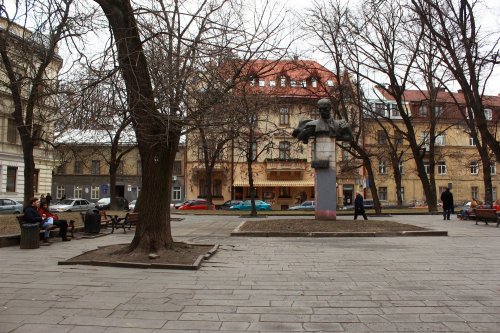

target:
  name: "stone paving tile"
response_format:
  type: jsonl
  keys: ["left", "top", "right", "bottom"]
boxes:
{"left": 10, "top": 323, "right": 73, "bottom": 333}
{"left": 1, "top": 214, "right": 500, "bottom": 332}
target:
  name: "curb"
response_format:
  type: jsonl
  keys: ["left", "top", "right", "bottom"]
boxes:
{"left": 58, "top": 244, "right": 219, "bottom": 270}
{"left": 230, "top": 230, "right": 448, "bottom": 237}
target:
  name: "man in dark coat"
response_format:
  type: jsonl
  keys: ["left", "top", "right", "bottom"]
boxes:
{"left": 440, "top": 188, "right": 454, "bottom": 220}
{"left": 354, "top": 192, "right": 368, "bottom": 220}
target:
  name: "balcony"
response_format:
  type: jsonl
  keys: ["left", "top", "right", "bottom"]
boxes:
{"left": 265, "top": 158, "right": 307, "bottom": 172}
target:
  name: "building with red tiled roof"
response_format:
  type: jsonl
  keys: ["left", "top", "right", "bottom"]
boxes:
{"left": 364, "top": 86, "right": 500, "bottom": 204}
{"left": 185, "top": 59, "right": 360, "bottom": 209}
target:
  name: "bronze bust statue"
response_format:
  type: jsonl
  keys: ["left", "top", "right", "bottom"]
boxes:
{"left": 292, "top": 98, "right": 353, "bottom": 143}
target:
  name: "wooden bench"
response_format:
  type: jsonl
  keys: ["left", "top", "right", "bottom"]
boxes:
{"left": 475, "top": 209, "right": 500, "bottom": 227}
{"left": 112, "top": 212, "right": 139, "bottom": 234}
{"left": 99, "top": 210, "right": 113, "bottom": 228}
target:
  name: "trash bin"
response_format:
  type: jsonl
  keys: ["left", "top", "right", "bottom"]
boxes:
{"left": 20, "top": 223, "right": 40, "bottom": 249}
{"left": 84, "top": 208, "right": 101, "bottom": 233}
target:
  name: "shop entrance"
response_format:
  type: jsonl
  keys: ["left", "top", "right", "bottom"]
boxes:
{"left": 343, "top": 184, "right": 354, "bottom": 206}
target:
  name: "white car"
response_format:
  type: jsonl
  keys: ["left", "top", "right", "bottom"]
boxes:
{"left": 128, "top": 200, "right": 136, "bottom": 211}
{"left": 49, "top": 198, "right": 95, "bottom": 212}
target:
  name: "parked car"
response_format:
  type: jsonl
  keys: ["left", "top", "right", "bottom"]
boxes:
{"left": 288, "top": 200, "right": 315, "bottom": 211}
{"left": 216, "top": 200, "right": 242, "bottom": 210}
{"left": 229, "top": 200, "right": 272, "bottom": 211}
{"left": 95, "top": 197, "right": 129, "bottom": 210}
{"left": 0, "top": 198, "right": 23, "bottom": 214}
{"left": 128, "top": 200, "right": 137, "bottom": 211}
{"left": 178, "top": 199, "right": 211, "bottom": 210}
{"left": 49, "top": 198, "right": 95, "bottom": 212}
{"left": 174, "top": 199, "right": 196, "bottom": 209}
{"left": 342, "top": 199, "right": 374, "bottom": 210}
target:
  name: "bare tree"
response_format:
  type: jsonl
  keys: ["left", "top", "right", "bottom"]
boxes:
{"left": 411, "top": 0, "right": 500, "bottom": 202}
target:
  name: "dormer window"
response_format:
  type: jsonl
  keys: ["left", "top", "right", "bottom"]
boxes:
{"left": 280, "top": 76, "right": 286, "bottom": 87}
{"left": 484, "top": 108, "right": 492, "bottom": 120}
{"left": 269, "top": 80, "right": 276, "bottom": 87}
{"left": 290, "top": 80, "right": 296, "bottom": 87}
{"left": 249, "top": 77, "right": 255, "bottom": 87}
{"left": 301, "top": 80, "right": 307, "bottom": 88}
{"left": 311, "top": 78, "right": 318, "bottom": 88}
{"left": 258, "top": 79, "right": 265, "bottom": 87}
{"left": 327, "top": 80, "right": 334, "bottom": 87}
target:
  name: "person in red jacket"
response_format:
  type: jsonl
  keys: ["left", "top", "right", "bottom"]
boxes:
{"left": 38, "top": 202, "right": 71, "bottom": 242}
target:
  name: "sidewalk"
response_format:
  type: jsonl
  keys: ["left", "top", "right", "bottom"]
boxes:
{"left": 1, "top": 214, "right": 499, "bottom": 332}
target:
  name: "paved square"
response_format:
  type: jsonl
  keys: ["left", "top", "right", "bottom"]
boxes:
{"left": 1, "top": 214, "right": 499, "bottom": 332}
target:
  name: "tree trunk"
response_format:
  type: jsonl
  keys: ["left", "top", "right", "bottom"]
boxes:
{"left": 94, "top": 0, "right": 179, "bottom": 252}
{"left": 362, "top": 155, "right": 382, "bottom": 214}
{"left": 22, "top": 142, "right": 35, "bottom": 204}
{"left": 109, "top": 162, "right": 117, "bottom": 210}
{"left": 247, "top": 157, "right": 257, "bottom": 216}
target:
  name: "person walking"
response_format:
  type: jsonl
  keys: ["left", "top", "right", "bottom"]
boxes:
{"left": 440, "top": 187, "right": 454, "bottom": 220}
{"left": 354, "top": 191, "right": 368, "bottom": 220}
{"left": 45, "top": 193, "right": 52, "bottom": 207}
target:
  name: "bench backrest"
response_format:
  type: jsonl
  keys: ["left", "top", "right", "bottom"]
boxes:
{"left": 99, "top": 210, "right": 108, "bottom": 218}
{"left": 127, "top": 212, "right": 139, "bottom": 222}
{"left": 475, "top": 209, "right": 497, "bottom": 218}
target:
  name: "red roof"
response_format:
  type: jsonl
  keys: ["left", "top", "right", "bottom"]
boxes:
{"left": 239, "top": 59, "right": 338, "bottom": 99}
{"left": 376, "top": 86, "right": 500, "bottom": 108}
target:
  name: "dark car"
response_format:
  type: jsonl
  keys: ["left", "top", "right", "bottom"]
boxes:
{"left": 216, "top": 200, "right": 243, "bottom": 210}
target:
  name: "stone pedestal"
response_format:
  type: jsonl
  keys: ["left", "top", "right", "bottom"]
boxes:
{"left": 314, "top": 136, "right": 337, "bottom": 220}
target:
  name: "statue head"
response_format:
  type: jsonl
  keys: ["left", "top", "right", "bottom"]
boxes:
{"left": 317, "top": 98, "right": 331, "bottom": 120}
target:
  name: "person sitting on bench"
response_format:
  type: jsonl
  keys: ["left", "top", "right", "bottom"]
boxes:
{"left": 38, "top": 201, "right": 71, "bottom": 242}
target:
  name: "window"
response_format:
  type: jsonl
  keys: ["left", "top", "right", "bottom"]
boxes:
{"left": 249, "top": 77, "right": 255, "bottom": 87}
{"left": 398, "top": 161, "right": 404, "bottom": 174}
{"left": 435, "top": 134, "right": 445, "bottom": 146}
{"left": 311, "top": 78, "right": 317, "bottom": 88}
{"left": 484, "top": 108, "right": 492, "bottom": 120}
{"left": 395, "top": 132, "right": 404, "bottom": 145}
{"left": 269, "top": 80, "right": 276, "bottom": 87}
{"left": 251, "top": 141, "right": 257, "bottom": 161}
{"left": 213, "top": 179, "right": 222, "bottom": 197}
{"left": 377, "top": 130, "right": 387, "bottom": 145}
{"left": 137, "top": 160, "right": 142, "bottom": 176}
{"left": 493, "top": 187, "right": 497, "bottom": 201}
{"left": 469, "top": 136, "right": 475, "bottom": 146}
{"left": 374, "top": 103, "right": 387, "bottom": 117}
{"left": 91, "top": 185, "right": 99, "bottom": 199}
{"left": 74, "top": 185, "right": 82, "bottom": 198}
{"left": 280, "top": 76, "right": 286, "bottom": 87}
{"left": 491, "top": 162, "right": 497, "bottom": 175}
{"left": 327, "top": 80, "right": 334, "bottom": 87}
{"left": 438, "top": 161, "right": 447, "bottom": 175}
{"left": 117, "top": 161, "right": 124, "bottom": 175}
{"left": 91, "top": 160, "right": 100, "bottom": 175}
{"left": 290, "top": 80, "right": 296, "bottom": 87}
{"left": 7, "top": 119, "right": 17, "bottom": 144}
{"left": 173, "top": 161, "right": 182, "bottom": 175}
{"left": 418, "top": 105, "right": 428, "bottom": 116}
{"left": 199, "top": 180, "right": 208, "bottom": 197}
{"left": 258, "top": 79, "right": 265, "bottom": 87}
{"left": 471, "top": 186, "right": 478, "bottom": 199}
{"left": 33, "top": 169, "right": 39, "bottom": 193}
{"left": 311, "top": 142, "right": 316, "bottom": 161}
{"left": 378, "top": 187, "right": 388, "bottom": 200}
{"left": 172, "top": 186, "right": 182, "bottom": 200}
{"left": 421, "top": 132, "right": 430, "bottom": 148}
{"left": 470, "top": 161, "right": 479, "bottom": 175}
{"left": 301, "top": 80, "right": 307, "bottom": 88}
{"left": 279, "top": 187, "right": 291, "bottom": 198}
{"left": 378, "top": 160, "right": 387, "bottom": 174}
{"left": 389, "top": 104, "right": 400, "bottom": 117}
{"left": 74, "top": 160, "right": 83, "bottom": 175}
{"left": 279, "top": 108, "right": 289, "bottom": 125}
{"left": 398, "top": 187, "right": 405, "bottom": 201}
{"left": 279, "top": 141, "right": 290, "bottom": 160}
{"left": 6, "top": 166, "right": 17, "bottom": 192}
{"left": 424, "top": 161, "right": 431, "bottom": 174}
{"left": 342, "top": 142, "right": 349, "bottom": 161}
{"left": 56, "top": 185, "right": 65, "bottom": 199}
{"left": 434, "top": 106, "right": 443, "bottom": 116}
{"left": 57, "top": 163, "right": 66, "bottom": 175}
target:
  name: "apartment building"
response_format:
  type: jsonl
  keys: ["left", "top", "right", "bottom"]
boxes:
{"left": 185, "top": 59, "right": 360, "bottom": 210}
{"left": 52, "top": 130, "right": 185, "bottom": 205}
{"left": 365, "top": 87, "right": 500, "bottom": 204}
{"left": 0, "top": 18, "right": 61, "bottom": 202}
